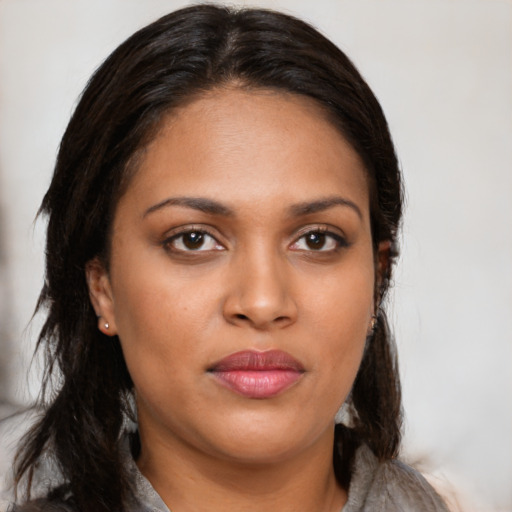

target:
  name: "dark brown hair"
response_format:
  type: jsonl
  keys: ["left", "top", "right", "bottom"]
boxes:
{"left": 14, "top": 5, "right": 403, "bottom": 511}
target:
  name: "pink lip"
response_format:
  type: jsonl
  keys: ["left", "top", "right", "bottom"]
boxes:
{"left": 208, "top": 350, "right": 305, "bottom": 399}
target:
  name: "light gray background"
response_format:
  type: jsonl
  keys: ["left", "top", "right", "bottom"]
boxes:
{"left": 0, "top": 1, "right": 511, "bottom": 511}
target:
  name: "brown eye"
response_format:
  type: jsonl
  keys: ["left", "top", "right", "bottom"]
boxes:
{"left": 290, "top": 229, "right": 347, "bottom": 252}
{"left": 305, "top": 232, "right": 326, "bottom": 250}
{"left": 166, "top": 230, "right": 224, "bottom": 252}
{"left": 183, "top": 232, "right": 205, "bottom": 250}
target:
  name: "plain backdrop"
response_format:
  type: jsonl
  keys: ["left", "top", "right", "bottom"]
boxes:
{"left": 0, "top": 1, "right": 511, "bottom": 510}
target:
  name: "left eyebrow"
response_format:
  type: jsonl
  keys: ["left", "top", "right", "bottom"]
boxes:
{"left": 289, "top": 196, "right": 363, "bottom": 220}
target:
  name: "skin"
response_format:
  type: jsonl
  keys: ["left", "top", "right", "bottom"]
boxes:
{"left": 87, "top": 88, "right": 388, "bottom": 512}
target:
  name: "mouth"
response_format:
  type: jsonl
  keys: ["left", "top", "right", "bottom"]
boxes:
{"left": 207, "top": 350, "right": 305, "bottom": 399}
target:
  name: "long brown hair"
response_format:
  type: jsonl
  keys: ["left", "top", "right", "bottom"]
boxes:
{"left": 14, "top": 5, "right": 403, "bottom": 511}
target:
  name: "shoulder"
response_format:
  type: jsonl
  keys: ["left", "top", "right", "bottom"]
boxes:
{"left": 1, "top": 408, "right": 38, "bottom": 512}
{"left": 0, "top": 409, "right": 67, "bottom": 512}
{"left": 343, "top": 444, "right": 450, "bottom": 512}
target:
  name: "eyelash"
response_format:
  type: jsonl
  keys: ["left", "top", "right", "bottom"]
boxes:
{"left": 162, "top": 226, "right": 348, "bottom": 254}
{"left": 163, "top": 227, "right": 223, "bottom": 253}
{"left": 289, "top": 227, "right": 348, "bottom": 253}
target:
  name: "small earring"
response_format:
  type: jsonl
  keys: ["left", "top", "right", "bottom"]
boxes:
{"left": 98, "top": 317, "right": 110, "bottom": 332}
{"left": 370, "top": 315, "right": 377, "bottom": 331}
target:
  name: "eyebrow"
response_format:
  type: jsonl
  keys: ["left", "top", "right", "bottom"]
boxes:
{"left": 143, "top": 195, "right": 362, "bottom": 219}
{"left": 289, "top": 196, "right": 363, "bottom": 219}
{"left": 143, "top": 197, "right": 234, "bottom": 218}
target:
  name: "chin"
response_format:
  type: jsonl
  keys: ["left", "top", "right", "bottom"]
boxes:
{"left": 215, "top": 436, "right": 308, "bottom": 466}
{"left": 202, "top": 412, "right": 335, "bottom": 466}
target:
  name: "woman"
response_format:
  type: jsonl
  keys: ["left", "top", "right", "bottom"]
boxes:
{"left": 9, "top": 4, "right": 448, "bottom": 511}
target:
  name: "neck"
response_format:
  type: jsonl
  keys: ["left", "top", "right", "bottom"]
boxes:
{"left": 136, "top": 425, "right": 347, "bottom": 512}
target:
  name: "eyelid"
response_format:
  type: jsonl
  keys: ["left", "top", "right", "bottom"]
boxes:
{"left": 289, "top": 225, "right": 349, "bottom": 251}
{"left": 162, "top": 225, "right": 225, "bottom": 252}
{"left": 160, "top": 223, "right": 348, "bottom": 254}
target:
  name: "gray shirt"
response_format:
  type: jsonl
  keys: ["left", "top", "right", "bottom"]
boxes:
{"left": 2, "top": 413, "right": 449, "bottom": 512}
{"left": 124, "top": 443, "right": 449, "bottom": 512}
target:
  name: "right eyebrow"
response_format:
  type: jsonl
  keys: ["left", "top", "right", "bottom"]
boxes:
{"left": 142, "top": 196, "right": 234, "bottom": 218}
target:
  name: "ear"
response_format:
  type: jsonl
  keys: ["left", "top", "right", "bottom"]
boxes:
{"left": 85, "top": 257, "right": 118, "bottom": 336}
{"left": 375, "top": 240, "right": 392, "bottom": 305}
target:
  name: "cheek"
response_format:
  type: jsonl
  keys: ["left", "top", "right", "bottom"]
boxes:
{"left": 305, "top": 260, "right": 374, "bottom": 337}
{"left": 109, "top": 253, "right": 230, "bottom": 389}
{"left": 110, "top": 266, "right": 195, "bottom": 374}
{"left": 302, "top": 258, "right": 374, "bottom": 393}
{"left": 112, "top": 246, "right": 214, "bottom": 329}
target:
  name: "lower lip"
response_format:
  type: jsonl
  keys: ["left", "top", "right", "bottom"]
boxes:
{"left": 211, "top": 370, "right": 303, "bottom": 399}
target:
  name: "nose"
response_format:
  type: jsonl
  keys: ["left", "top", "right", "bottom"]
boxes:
{"left": 222, "top": 249, "right": 298, "bottom": 330}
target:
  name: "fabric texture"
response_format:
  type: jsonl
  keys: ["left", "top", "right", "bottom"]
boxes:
{"left": 1, "top": 413, "right": 449, "bottom": 512}
{"left": 122, "top": 441, "right": 449, "bottom": 512}
{"left": 341, "top": 444, "right": 449, "bottom": 511}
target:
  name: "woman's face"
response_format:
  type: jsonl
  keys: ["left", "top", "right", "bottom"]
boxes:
{"left": 88, "top": 88, "right": 383, "bottom": 465}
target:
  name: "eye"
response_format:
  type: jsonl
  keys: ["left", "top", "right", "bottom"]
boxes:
{"left": 290, "top": 229, "right": 346, "bottom": 252}
{"left": 165, "top": 230, "right": 224, "bottom": 252}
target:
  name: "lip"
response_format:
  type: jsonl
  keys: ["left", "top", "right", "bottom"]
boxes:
{"left": 208, "top": 350, "right": 305, "bottom": 399}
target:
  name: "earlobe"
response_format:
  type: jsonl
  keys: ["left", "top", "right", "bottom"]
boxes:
{"left": 85, "top": 258, "right": 118, "bottom": 335}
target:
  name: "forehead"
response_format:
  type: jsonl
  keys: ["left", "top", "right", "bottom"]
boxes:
{"left": 119, "top": 87, "right": 370, "bottom": 219}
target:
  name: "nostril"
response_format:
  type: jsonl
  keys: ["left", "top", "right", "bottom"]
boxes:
{"left": 233, "top": 313, "right": 290, "bottom": 324}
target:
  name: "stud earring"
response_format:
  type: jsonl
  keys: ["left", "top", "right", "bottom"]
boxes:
{"left": 370, "top": 315, "right": 377, "bottom": 332}
{"left": 98, "top": 317, "right": 110, "bottom": 332}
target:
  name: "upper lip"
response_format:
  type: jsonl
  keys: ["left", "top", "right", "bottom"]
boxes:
{"left": 208, "top": 350, "right": 305, "bottom": 372}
